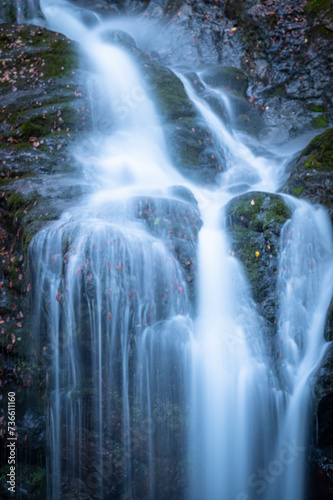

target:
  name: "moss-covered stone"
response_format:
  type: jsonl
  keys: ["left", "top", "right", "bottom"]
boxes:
{"left": 265, "top": 84, "right": 287, "bottom": 98}
{"left": 133, "top": 52, "right": 221, "bottom": 181}
{"left": 282, "top": 129, "right": 333, "bottom": 221}
{"left": 201, "top": 66, "right": 249, "bottom": 98}
{"left": 312, "top": 115, "right": 329, "bottom": 129}
{"left": 308, "top": 104, "right": 328, "bottom": 113}
{"left": 302, "top": 128, "right": 333, "bottom": 170}
{"left": 142, "top": 59, "right": 193, "bottom": 121}
{"left": 226, "top": 192, "right": 291, "bottom": 334}
{"left": 226, "top": 191, "right": 290, "bottom": 232}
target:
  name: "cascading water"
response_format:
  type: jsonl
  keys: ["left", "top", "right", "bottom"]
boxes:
{"left": 264, "top": 200, "right": 333, "bottom": 500}
{"left": 30, "top": 207, "right": 193, "bottom": 499}
{"left": 19, "top": 1, "right": 333, "bottom": 499}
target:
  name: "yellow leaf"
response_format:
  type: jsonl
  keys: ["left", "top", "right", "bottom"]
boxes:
{"left": 255, "top": 251, "right": 260, "bottom": 258}
{"left": 231, "top": 27, "right": 238, "bottom": 31}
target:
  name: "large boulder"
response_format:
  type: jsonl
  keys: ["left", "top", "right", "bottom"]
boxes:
{"left": 282, "top": 128, "right": 333, "bottom": 221}
{"left": 225, "top": 191, "right": 291, "bottom": 340}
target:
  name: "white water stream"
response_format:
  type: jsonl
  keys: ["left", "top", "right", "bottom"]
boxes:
{"left": 20, "top": 0, "right": 333, "bottom": 498}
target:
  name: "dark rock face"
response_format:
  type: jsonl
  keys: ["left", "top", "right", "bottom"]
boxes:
{"left": 282, "top": 128, "right": 333, "bottom": 221}
{"left": 225, "top": 191, "right": 291, "bottom": 340}
{"left": 310, "top": 343, "right": 333, "bottom": 500}
{"left": 0, "top": 23, "right": 94, "bottom": 498}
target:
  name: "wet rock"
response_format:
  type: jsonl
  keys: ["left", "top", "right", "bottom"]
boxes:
{"left": 310, "top": 343, "right": 333, "bottom": 500}
{"left": 324, "top": 298, "right": 333, "bottom": 342}
{"left": 100, "top": 29, "right": 136, "bottom": 48}
{"left": 129, "top": 193, "right": 202, "bottom": 308}
{"left": 0, "top": 22, "right": 93, "bottom": 499}
{"left": 225, "top": 191, "right": 291, "bottom": 336}
{"left": 201, "top": 65, "right": 249, "bottom": 98}
{"left": 282, "top": 128, "right": 333, "bottom": 221}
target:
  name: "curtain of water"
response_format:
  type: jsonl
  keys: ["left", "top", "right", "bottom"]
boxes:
{"left": 30, "top": 210, "right": 193, "bottom": 499}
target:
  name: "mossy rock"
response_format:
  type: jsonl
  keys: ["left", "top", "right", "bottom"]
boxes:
{"left": 312, "top": 115, "right": 329, "bottom": 129}
{"left": 226, "top": 192, "right": 291, "bottom": 333}
{"left": 305, "top": 0, "right": 331, "bottom": 15}
{"left": 201, "top": 66, "right": 249, "bottom": 98}
{"left": 142, "top": 59, "right": 193, "bottom": 121}
{"left": 133, "top": 51, "right": 221, "bottom": 181}
{"left": 263, "top": 84, "right": 287, "bottom": 99}
{"left": 302, "top": 128, "right": 333, "bottom": 171}
{"left": 226, "top": 191, "right": 290, "bottom": 232}
{"left": 100, "top": 29, "right": 136, "bottom": 48}
{"left": 282, "top": 129, "right": 333, "bottom": 220}
{"left": 308, "top": 104, "right": 328, "bottom": 113}
{"left": 0, "top": 24, "right": 80, "bottom": 81}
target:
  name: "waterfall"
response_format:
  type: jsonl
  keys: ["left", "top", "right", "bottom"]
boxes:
{"left": 264, "top": 200, "right": 333, "bottom": 500}
{"left": 21, "top": 1, "right": 333, "bottom": 499}
{"left": 30, "top": 208, "right": 193, "bottom": 499}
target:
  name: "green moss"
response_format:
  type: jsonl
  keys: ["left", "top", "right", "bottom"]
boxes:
{"left": 305, "top": 0, "right": 330, "bottom": 15}
{"left": 202, "top": 66, "right": 249, "bottom": 97}
{"left": 302, "top": 128, "right": 333, "bottom": 170}
{"left": 13, "top": 141, "right": 32, "bottom": 150}
{"left": 0, "top": 171, "right": 33, "bottom": 187}
{"left": 293, "top": 186, "right": 304, "bottom": 196}
{"left": 7, "top": 193, "right": 26, "bottom": 214}
{"left": 0, "top": 24, "right": 79, "bottom": 81}
{"left": 266, "top": 198, "right": 290, "bottom": 222}
{"left": 6, "top": 259, "right": 22, "bottom": 291}
{"left": 227, "top": 192, "right": 290, "bottom": 233}
{"left": 267, "top": 84, "right": 287, "bottom": 98}
{"left": 308, "top": 104, "right": 327, "bottom": 112}
{"left": 39, "top": 38, "right": 79, "bottom": 78}
{"left": 144, "top": 63, "right": 193, "bottom": 121}
{"left": 231, "top": 228, "right": 261, "bottom": 283}
{"left": 312, "top": 115, "right": 328, "bottom": 129}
